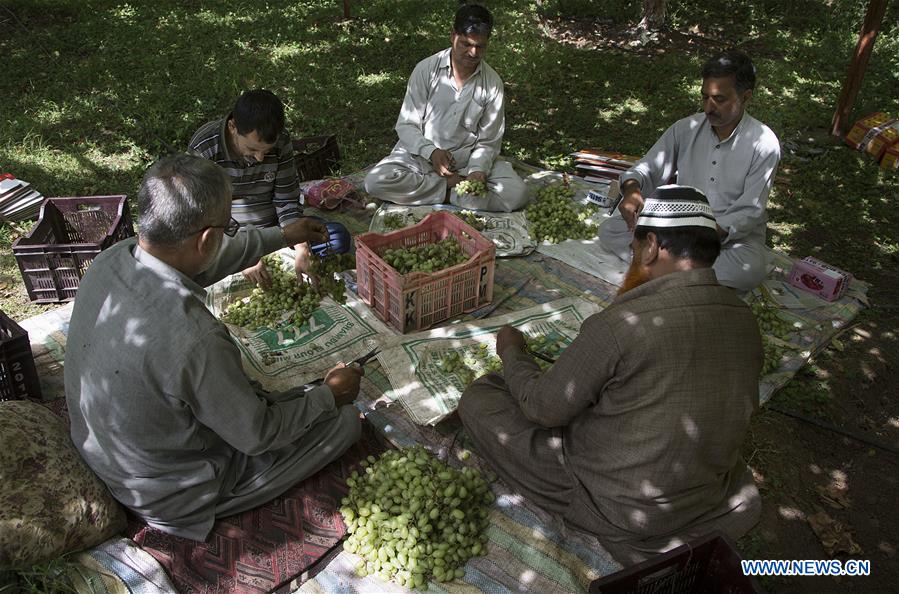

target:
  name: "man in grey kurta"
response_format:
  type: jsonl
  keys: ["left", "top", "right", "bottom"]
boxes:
{"left": 600, "top": 50, "right": 781, "bottom": 291}
{"left": 65, "top": 154, "right": 362, "bottom": 541}
{"left": 460, "top": 186, "right": 763, "bottom": 565}
{"left": 363, "top": 4, "right": 528, "bottom": 212}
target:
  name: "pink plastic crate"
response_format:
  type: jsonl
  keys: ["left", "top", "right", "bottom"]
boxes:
{"left": 355, "top": 211, "right": 495, "bottom": 333}
{"left": 788, "top": 257, "right": 852, "bottom": 302}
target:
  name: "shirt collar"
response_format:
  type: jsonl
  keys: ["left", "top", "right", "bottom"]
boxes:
{"left": 440, "top": 47, "right": 484, "bottom": 80}
{"left": 706, "top": 111, "right": 750, "bottom": 145}
{"left": 612, "top": 268, "right": 720, "bottom": 306}
{"left": 218, "top": 116, "right": 236, "bottom": 163}
{"left": 133, "top": 242, "right": 209, "bottom": 304}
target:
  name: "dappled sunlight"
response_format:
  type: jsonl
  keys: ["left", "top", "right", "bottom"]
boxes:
{"left": 629, "top": 509, "right": 647, "bottom": 527}
{"left": 777, "top": 505, "right": 806, "bottom": 521}
{"left": 639, "top": 480, "right": 663, "bottom": 498}
{"left": 123, "top": 318, "right": 147, "bottom": 348}
{"left": 680, "top": 416, "right": 699, "bottom": 441}
{"left": 595, "top": 97, "right": 650, "bottom": 126}
{"left": 356, "top": 72, "right": 399, "bottom": 87}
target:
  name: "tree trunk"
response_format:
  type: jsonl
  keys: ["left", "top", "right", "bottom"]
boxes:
{"left": 343, "top": 0, "right": 351, "bottom": 19}
{"left": 831, "top": 0, "right": 887, "bottom": 137}
{"left": 639, "top": 0, "right": 667, "bottom": 31}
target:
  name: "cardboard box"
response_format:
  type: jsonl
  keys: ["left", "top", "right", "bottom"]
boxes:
{"left": 788, "top": 257, "right": 852, "bottom": 302}
{"left": 880, "top": 143, "right": 899, "bottom": 171}
{"left": 865, "top": 122, "right": 899, "bottom": 160}
{"left": 845, "top": 112, "right": 894, "bottom": 152}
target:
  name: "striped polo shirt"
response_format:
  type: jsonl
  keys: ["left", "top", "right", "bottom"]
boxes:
{"left": 189, "top": 117, "right": 302, "bottom": 228}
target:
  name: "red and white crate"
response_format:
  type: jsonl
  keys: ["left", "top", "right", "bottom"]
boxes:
{"left": 355, "top": 211, "right": 495, "bottom": 333}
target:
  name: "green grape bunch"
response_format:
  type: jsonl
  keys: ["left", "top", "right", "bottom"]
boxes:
{"left": 525, "top": 334, "right": 567, "bottom": 370}
{"left": 380, "top": 237, "right": 469, "bottom": 275}
{"left": 452, "top": 210, "right": 488, "bottom": 232}
{"left": 436, "top": 334, "right": 568, "bottom": 387}
{"left": 748, "top": 294, "right": 800, "bottom": 376}
{"left": 382, "top": 213, "right": 408, "bottom": 231}
{"left": 437, "top": 344, "right": 501, "bottom": 387}
{"left": 454, "top": 179, "right": 487, "bottom": 197}
{"left": 222, "top": 253, "right": 355, "bottom": 330}
{"left": 525, "top": 182, "right": 598, "bottom": 244}
{"left": 341, "top": 446, "right": 495, "bottom": 587}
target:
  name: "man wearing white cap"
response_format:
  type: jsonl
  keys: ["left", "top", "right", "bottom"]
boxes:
{"left": 600, "top": 50, "right": 781, "bottom": 291}
{"left": 459, "top": 185, "right": 763, "bottom": 565}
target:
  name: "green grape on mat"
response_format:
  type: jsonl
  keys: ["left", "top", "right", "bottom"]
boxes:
{"left": 340, "top": 445, "right": 494, "bottom": 586}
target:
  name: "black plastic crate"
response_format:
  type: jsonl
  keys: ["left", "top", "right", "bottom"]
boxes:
{"left": 293, "top": 135, "right": 341, "bottom": 181}
{"left": 0, "top": 310, "right": 42, "bottom": 401}
{"left": 589, "top": 532, "right": 763, "bottom": 594}
{"left": 12, "top": 195, "right": 135, "bottom": 303}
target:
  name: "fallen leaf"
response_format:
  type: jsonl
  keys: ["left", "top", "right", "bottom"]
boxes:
{"left": 816, "top": 483, "right": 851, "bottom": 509}
{"left": 831, "top": 337, "right": 845, "bottom": 352}
{"left": 808, "top": 510, "right": 862, "bottom": 555}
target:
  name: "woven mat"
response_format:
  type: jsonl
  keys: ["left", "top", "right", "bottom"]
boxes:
{"left": 124, "top": 423, "right": 385, "bottom": 594}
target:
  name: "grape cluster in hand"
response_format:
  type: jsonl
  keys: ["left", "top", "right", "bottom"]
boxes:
{"left": 525, "top": 182, "right": 597, "bottom": 244}
{"left": 223, "top": 253, "right": 355, "bottom": 329}
{"left": 436, "top": 334, "right": 567, "bottom": 387}
{"left": 454, "top": 179, "right": 487, "bottom": 197}
{"left": 381, "top": 238, "right": 468, "bottom": 275}
{"left": 341, "top": 446, "right": 494, "bottom": 587}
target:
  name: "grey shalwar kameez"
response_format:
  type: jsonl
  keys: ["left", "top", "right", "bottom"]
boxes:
{"left": 65, "top": 227, "right": 360, "bottom": 541}
{"left": 599, "top": 113, "right": 781, "bottom": 291}
{"left": 459, "top": 269, "right": 763, "bottom": 565}
{"left": 364, "top": 48, "right": 528, "bottom": 212}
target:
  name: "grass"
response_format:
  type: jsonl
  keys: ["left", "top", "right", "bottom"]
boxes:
{"left": 1, "top": 0, "right": 891, "bottom": 315}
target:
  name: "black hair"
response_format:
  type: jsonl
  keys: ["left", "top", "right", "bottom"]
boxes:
{"left": 701, "top": 50, "right": 756, "bottom": 94}
{"left": 634, "top": 225, "right": 721, "bottom": 267}
{"left": 454, "top": 3, "right": 493, "bottom": 37}
{"left": 231, "top": 89, "right": 285, "bottom": 144}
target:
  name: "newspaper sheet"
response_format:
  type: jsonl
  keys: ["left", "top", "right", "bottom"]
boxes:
{"left": 206, "top": 249, "right": 394, "bottom": 391}
{"left": 376, "top": 297, "right": 602, "bottom": 425}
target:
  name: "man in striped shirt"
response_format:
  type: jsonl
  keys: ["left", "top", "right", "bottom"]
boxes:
{"left": 189, "top": 90, "right": 346, "bottom": 286}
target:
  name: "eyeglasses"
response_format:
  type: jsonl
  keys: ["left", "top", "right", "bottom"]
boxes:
{"left": 193, "top": 217, "right": 240, "bottom": 237}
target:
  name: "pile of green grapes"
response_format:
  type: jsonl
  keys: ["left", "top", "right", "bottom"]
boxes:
{"left": 381, "top": 237, "right": 468, "bottom": 275}
{"left": 525, "top": 182, "right": 598, "bottom": 244}
{"left": 436, "top": 334, "right": 567, "bottom": 386}
{"left": 438, "top": 345, "right": 501, "bottom": 387}
{"left": 341, "top": 446, "right": 494, "bottom": 587}
{"left": 453, "top": 210, "right": 487, "bottom": 232}
{"left": 748, "top": 294, "right": 800, "bottom": 376}
{"left": 222, "top": 253, "right": 355, "bottom": 329}
{"left": 382, "top": 213, "right": 408, "bottom": 231}
{"left": 454, "top": 179, "right": 487, "bottom": 197}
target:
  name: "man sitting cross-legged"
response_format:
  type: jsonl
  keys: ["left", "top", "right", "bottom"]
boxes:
{"left": 364, "top": 3, "right": 528, "bottom": 212}
{"left": 65, "top": 154, "right": 363, "bottom": 541}
{"left": 599, "top": 50, "right": 781, "bottom": 292}
{"left": 459, "top": 185, "right": 763, "bottom": 565}
{"left": 190, "top": 89, "right": 350, "bottom": 288}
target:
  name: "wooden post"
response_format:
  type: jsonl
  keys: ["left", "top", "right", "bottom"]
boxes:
{"left": 830, "top": 0, "right": 887, "bottom": 137}
{"left": 343, "top": 0, "right": 351, "bottom": 19}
